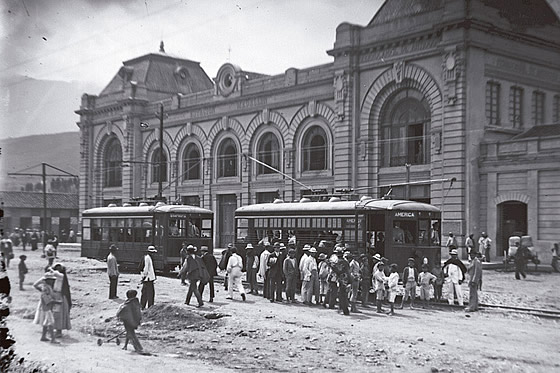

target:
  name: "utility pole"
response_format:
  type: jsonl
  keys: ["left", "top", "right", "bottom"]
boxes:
{"left": 42, "top": 163, "right": 47, "bottom": 233}
{"left": 8, "top": 163, "right": 78, "bottom": 234}
{"left": 158, "top": 103, "right": 164, "bottom": 201}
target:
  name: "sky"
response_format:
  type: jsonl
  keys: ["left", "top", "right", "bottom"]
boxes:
{"left": 1, "top": 0, "right": 384, "bottom": 93}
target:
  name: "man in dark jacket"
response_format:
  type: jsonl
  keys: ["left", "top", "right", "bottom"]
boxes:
{"left": 198, "top": 246, "right": 217, "bottom": 302}
{"left": 267, "top": 244, "right": 283, "bottom": 303}
{"left": 515, "top": 244, "right": 530, "bottom": 280}
{"left": 179, "top": 245, "right": 203, "bottom": 307}
{"left": 117, "top": 289, "right": 144, "bottom": 353}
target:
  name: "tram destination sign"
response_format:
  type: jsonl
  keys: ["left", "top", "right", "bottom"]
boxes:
{"left": 169, "top": 213, "right": 188, "bottom": 219}
{"left": 394, "top": 211, "right": 415, "bottom": 219}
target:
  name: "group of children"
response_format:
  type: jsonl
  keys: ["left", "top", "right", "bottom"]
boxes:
{"left": 371, "top": 257, "right": 444, "bottom": 315}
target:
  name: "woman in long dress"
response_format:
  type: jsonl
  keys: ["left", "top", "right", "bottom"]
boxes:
{"left": 52, "top": 264, "right": 72, "bottom": 337}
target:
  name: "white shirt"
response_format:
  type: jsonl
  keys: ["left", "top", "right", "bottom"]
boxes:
{"left": 227, "top": 253, "right": 243, "bottom": 273}
{"left": 299, "top": 253, "right": 309, "bottom": 280}
{"left": 142, "top": 254, "right": 156, "bottom": 281}
{"left": 445, "top": 263, "right": 463, "bottom": 284}
{"left": 259, "top": 250, "right": 271, "bottom": 278}
{"left": 302, "top": 256, "right": 317, "bottom": 281}
{"left": 388, "top": 272, "right": 399, "bottom": 291}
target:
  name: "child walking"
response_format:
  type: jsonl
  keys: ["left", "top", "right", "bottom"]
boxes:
{"left": 399, "top": 258, "right": 418, "bottom": 309}
{"left": 117, "top": 289, "right": 144, "bottom": 353}
{"left": 33, "top": 271, "right": 60, "bottom": 343}
{"left": 19, "top": 255, "right": 28, "bottom": 290}
{"left": 387, "top": 264, "right": 399, "bottom": 315}
{"left": 418, "top": 264, "right": 437, "bottom": 308}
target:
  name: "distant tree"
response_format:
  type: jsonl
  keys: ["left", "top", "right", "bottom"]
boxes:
{"left": 34, "top": 182, "right": 42, "bottom": 191}
{"left": 25, "top": 183, "right": 34, "bottom": 191}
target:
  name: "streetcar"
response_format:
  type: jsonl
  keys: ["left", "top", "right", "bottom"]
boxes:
{"left": 234, "top": 197, "right": 441, "bottom": 271}
{"left": 81, "top": 203, "right": 213, "bottom": 271}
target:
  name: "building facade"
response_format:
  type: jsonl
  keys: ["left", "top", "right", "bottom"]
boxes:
{"left": 77, "top": 0, "right": 560, "bottom": 259}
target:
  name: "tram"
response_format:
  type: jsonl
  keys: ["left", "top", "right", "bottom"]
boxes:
{"left": 81, "top": 203, "right": 213, "bottom": 271}
{"left": 234, "top": 197, "right": 441, "bottom": 271}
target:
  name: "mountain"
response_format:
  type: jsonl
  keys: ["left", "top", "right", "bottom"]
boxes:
{"left": 0, "top": 132, "right": 80, "bottom": 192}
{"left": 0, "top": 74, "right": 99, "bottom": 139}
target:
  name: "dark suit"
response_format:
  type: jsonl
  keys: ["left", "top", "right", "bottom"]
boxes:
{"left": 267, "top": 252, "right": 283, "bottom": 302}
{"left": 198, "top": 252, "right": 218, "bottom": 301}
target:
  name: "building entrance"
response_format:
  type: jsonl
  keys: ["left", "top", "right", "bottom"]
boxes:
{"left": 218, "top": 194, "right": 237, "bottom": 247}
{"left": 497, "top": 201, "right": 527, "bottom": 257}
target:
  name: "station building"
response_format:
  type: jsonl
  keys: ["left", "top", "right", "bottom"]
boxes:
{"left": 76, "top": 0, "right": 560, "bottom": 259}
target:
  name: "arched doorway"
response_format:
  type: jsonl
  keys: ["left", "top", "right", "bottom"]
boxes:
{"left": 497, "top": 201, "right": 527, "bottom": 257}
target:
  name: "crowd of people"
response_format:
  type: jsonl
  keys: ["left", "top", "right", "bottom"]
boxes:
{"left": 0, "top": 227, "right": 547, "bottom": 356}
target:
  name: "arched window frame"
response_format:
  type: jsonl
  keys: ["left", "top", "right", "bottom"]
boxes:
{"left": 379, "top": 88, "right": 431, "bottom": 168}
{"left": 300, "top": 124, "right": 330, "bottom": 172}
{"left": 181, "top": 142, "right": 202, "bottom": 181}
{"left": 150, "top": 147, "right": 168, "bottom": 184}
{"left": 216, "top": 137, "right": 239, "bottom": 179}
{"left": 103, "top": 138, "right": 122, "bottom": 188}
{"left": 253, "top": 129, "right": 283, "bottom": 177}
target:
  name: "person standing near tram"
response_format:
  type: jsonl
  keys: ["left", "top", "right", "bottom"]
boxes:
{"left": 327, "top": 246, "right": 351, "bottom": 316}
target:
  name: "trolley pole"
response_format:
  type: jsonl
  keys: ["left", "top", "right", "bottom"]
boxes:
{"left": 158, "top": 103, "right": 164, "bottom": 201}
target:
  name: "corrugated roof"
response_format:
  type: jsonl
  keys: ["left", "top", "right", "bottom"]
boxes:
{"left": 0, "top": 192, "right": 78, "bottom": 210}
{"left": 99, "top": 53, "right": 213, "bottom": 97}
{"left": 513, "top": 124, "right": 560, "bottom": 139}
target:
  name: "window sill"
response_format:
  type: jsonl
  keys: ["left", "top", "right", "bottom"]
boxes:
{"left": 254, "top": 173, "right": 282, "bottom": 181}
{"left": 216, "top": 176, "right": 240, "bottom": 183}
{"left": 378, "top": 164, "right": 430, "bottom": 174}
{"left": 484, "top": 125, "right": 524, "bottom": 135}
{"left": 300, "top": 169, "right": 331, "bottom": 178}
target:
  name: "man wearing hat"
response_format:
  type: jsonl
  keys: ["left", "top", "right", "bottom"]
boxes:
{"left": 328, "top": 246, "right": 350, "bottom": 315}
{"left": 198, "top": 246, "right": 218, "bottom": 303}
{"left": 219, "top": 244, "right": 234, "bottom": 291}
{"left": 303, "top": 247, "right": 319, "bottom": 305}
{"left": 348, "top": 252, "right": 361, "bottom": 313}
{"left": 299, "top": 245, "right": 311, "bottom": 302}
{"left": 18, "top": 254, "right": 28, "bottom": 291}
{"left": 283, "top": 248, "right": 299, "bottom": 303}
{"left": 107, "top": 245, "right": 119, "bottom": 299}
{"left": 180, "top": 245, "right": 204, "bottom": 307}
{"left": 267, "top": 242, "right": 284, "bottom": 302}
{"left": 140, "top": 246, "right": 157, "bottom": 309}
{"left": 317, "top": 253, "right": 330, "bottom": 306}
{"left": 258, "top": 242, "right": 272, "bottom": 298}
{"left": 359, "top": 254, "right": 371, "bottom": 307}
{"left": 443, "top": 249, "right": 465, "bottom": 306}
{"left": 245, "top": 244, "right": 259, "bottom": 295}
{"left": 179, "top": 242, "right": 189, "bottom": 286}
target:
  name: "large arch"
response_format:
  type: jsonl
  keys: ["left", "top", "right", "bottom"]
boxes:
{"left": 494, "top": 192, "right": 531, "bottom": 205}
{"left": 246, "top": 110, "right": 289, "bottom": 144}
{"left": 172, "top": 123, "right": 207, "bottom": 161}
{"left": 287, "top": 102, "right": 337, "bottom": 149}
{"left": 206, "top": 117, "right": 245, "bottom": 155}
{"left": 142, "top": 129, "right": 174, "bottom": 157}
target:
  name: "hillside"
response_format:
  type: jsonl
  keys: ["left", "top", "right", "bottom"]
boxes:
{"left": 0, "top": 132, "right": 80, "bottom": 191}
{"left": 0, "top": 74, "right": 99, "bottom": 139}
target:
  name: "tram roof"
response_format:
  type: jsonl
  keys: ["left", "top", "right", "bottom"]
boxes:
{"left": 83, "top": 204, "right": 213, "bottom": 217}
{"left": 235, "top": 199, "right": 440, "bottom": 215}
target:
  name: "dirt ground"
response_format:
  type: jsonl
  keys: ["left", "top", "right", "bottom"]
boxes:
{"left": 4, "top": 244, "right": 560, "bottom": 373}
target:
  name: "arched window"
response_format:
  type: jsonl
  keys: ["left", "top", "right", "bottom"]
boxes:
{"left": 256, "top": 132, "right": 280, "bottom": 175}
{"left": 380, "top": 89, "right": 430, "bottom": 167}
{"left": 104, "top": 138, "right": 122, "bottom": 187}
{"left": 217, "top": 138, "right": 237, "bottom": 178}
{"left": 151, "top": 148, "right": 168, "bottom": 183}
{"left": 182, "top": 143, "right": 201, "bottom": 181}
{"left": 302, "top": 126, "right": 328, "bottom": 171}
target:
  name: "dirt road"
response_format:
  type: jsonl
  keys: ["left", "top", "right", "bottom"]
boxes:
{"left": 5, "top": 245, "right": 560, "bottom": 372}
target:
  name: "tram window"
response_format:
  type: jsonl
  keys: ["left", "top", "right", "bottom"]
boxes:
{"left": 83, "top": 227, "right": 91, "bottom": 240}
{"left": 91, "top": 219, "right": 102, "bottom": 241}
{"left": 237, "top": 227, "right": 248, "bottom": 243}
{"left": 419, "top": 220, "right": 430, "bottom": 245}
{"left": 237, "top": 218, "right": 248, "bottom": 228}
{"left": 431, "top": 220, "right": 440, "bottom": 246}
{"left": 169, "top": 219, "right": 182, "bottom": 237}
{"left": 190, "top": 218, "right": 202, "bottom": 237}
{"left": 83, "top": 218, "right": 90, "bottom": 228}
{"left": 393, "top": 220, "right": 415, "bottom": 244}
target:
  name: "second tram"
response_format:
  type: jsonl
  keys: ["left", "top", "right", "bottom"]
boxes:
{"left": 82, "top": 203, "right": 213, "bottom": 271}
{"left": 234, "top": 197, "right": 441, "bottom": 271}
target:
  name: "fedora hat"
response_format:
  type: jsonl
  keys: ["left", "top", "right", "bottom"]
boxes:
{"left": 246, "top": 243, "right": 254, "bottom": 249}
{"left": 146, "top": 245, "right": 157, "bottom": 253}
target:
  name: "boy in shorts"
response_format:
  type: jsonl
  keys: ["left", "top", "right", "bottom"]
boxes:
{"left": 418, "top": 264, "right": 437, "bottom": 308}
{"left": 399, "top": 258, "right": 418, "bottom": 309}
